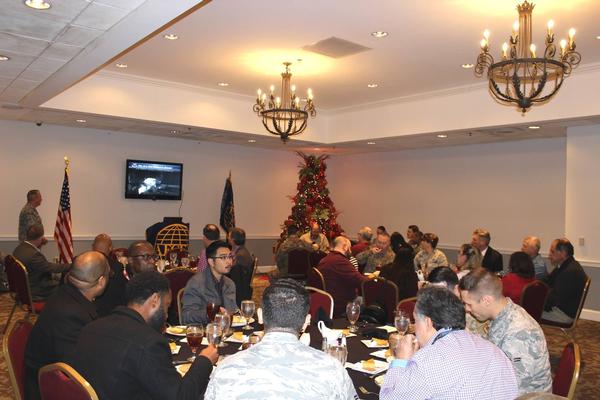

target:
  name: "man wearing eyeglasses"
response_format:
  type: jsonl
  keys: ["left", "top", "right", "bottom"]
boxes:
{"left": 127, "top": 241, "right": 158, "bottom": 275}
{"left": 181, "top": 240, "right": 237, "bottom": 324}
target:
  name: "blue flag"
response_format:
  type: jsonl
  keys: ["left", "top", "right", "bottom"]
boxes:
{"left": 220, "top": 173, "right": 235, "bottom": 233}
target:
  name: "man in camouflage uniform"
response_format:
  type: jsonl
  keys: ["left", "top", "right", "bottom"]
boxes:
{"left": 18, "top": 189, "right": 44, "bottom": 243}
{"left": 205, "top": 279, "right": 358, "bottom": 400}
{"left": 276, "top": 225, "right": 311, "bottom": 277}
{"left": 299, "top": 221, "right": 330, "bottom": 253}
{"left": 460, "top": 269, "right": 552, "bottom": 394}
{"left": 356, "top": 232, "right": 395, "bottom": 273}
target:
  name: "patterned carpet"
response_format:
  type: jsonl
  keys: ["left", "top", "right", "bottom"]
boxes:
{"left": 1, "top": 280, "right": 598, "bottom": 399}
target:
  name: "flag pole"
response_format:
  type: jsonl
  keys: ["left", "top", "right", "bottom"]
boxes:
{"left": 64, "top": 156, "right": 70, "bottom": 174}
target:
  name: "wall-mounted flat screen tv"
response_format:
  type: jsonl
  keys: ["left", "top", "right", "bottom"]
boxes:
{"left": 125, "top": 159, "right": 183, "bottom": 200}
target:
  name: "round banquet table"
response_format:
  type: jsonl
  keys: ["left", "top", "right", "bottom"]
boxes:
{"left": 169, "top": 318, "right": 384, "bottom": 398}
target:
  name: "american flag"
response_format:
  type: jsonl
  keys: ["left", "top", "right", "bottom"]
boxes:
{"left": 54, "top": 167, "right": 74, "bottom": 263}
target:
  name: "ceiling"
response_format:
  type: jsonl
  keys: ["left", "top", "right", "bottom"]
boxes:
{"left": 1, "top": 0, "right": 600, "bottom": 152}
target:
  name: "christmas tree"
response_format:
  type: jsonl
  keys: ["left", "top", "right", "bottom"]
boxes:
{"left": 280, "top": 152, "right": 343, "bottom": 241}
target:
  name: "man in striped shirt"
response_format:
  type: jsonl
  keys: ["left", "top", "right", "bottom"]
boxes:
{"left": 380, "top": 286, "right": 518, "bottom": 400}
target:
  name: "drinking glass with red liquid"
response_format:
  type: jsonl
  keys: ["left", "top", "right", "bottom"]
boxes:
{"left": 206, "top": 302, "right": 220, "bottom": 322}
{"left": 186, "top": 325, "right": 204, "bottom": 362}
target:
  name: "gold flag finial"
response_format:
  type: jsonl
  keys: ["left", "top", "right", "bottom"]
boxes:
{"left": 64, "top": 156, "right": 70, "bottom": 173}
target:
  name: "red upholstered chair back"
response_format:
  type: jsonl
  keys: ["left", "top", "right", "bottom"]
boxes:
{"left": 287, "top": 248, "right": 311, "bottom": 279}
{"left": 307, "top": 267, "right": 326, "bottom": 291}
{"left": 553, "top": 342, "right": 581, "bottom": 399}
{"left": 2, "top": 319, "right": 34, "bottom": 400}
{"left": 5, "top": 255, "right": 34, "bottom": 310}
{"left": 362, "top": 278, "right": 399, "bottom": 323}
{"left": 309, "top": 251, "right": 327, "bottom": 268}
{"left": 39, "top": 363, "right": 98, "bottom": 400}
{"left": 520, "top": 280, "right": 549, "bottom": 322}
{"left": 397, "top": 297, "right": 417, "bottom": 323}
{"left": 164, "top": 268, "right": 195, "bottom": 325}
{"left": 306, "top": 287, "right": 334, "bottom": 320}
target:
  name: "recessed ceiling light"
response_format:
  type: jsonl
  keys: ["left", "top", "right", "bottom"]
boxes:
{"left": 24, "top": 0, "right": 51, "bottom": 10}
{"left": 115, "top": 63, "right": 127, "bottom": 68}
{"left": 248, "top": 139, "right": 256, "bottom": 143}
{"left": 528, "top": 125, "right": 541, "bottom": 129}
{"left": 367, "top": 83, "right": 379, "bottom": 88}
{"left": 462, "top": 63, "right": 474, "bottom": 69}
{"left": 217, "top": 82, "right": 230, "bottom": 87}
{"left": 163, "top": 34, "right": 178, "bottom": 40}
{"left": 0, "top": 55, "right": 9, "bottom": 61}
{"left": 437, "top": 134, "right": 448, "bottom": 138}
{"left": 371, "top": 31, "right": 388, "bottom": 38}
{"left": 76, "top": 119, "right": 86, "bottom": 123}
{"left": 367, "top": 141, "right": 376, "bottom": 145}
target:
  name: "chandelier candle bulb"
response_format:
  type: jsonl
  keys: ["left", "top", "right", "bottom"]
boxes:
{"left": 529, "top": 43, "right": 536, "bottom": 58}
{"left": 502, "top": 42, "right": 509, "bottom": 59}
{"left": 483, "top": 29, "right": 490, "bottom": 40}
{"left": 512, "top": 21, "right": 519, "bottom": 39}
{"left": 480, "top": 39, "right": 488, "bottom": 51}
{"left": 568, "top": 28, "right": 576, "bottom": 48}
{"left": 547, "top": 20, "right": 554, "bottom": 35}
{"left": 560, "top": 39, "right": 568, "bottom": 56}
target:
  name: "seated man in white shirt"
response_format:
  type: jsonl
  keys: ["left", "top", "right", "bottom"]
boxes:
{"left": 205, "top": 279, "right": 358, "bottom": 400}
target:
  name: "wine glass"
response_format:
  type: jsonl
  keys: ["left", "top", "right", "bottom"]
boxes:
{"left": 206, "top": 302, "right": 219, "bottom": 322}
{"left": 186, "top": 325, "right": 204, "bottom": 362}
{"left": 181, "top": 257, "right": 190, "bottom": 268}
{"left": 394, "top": 311, "right": 410, "bottom": 336}
{"left": 206, "top": 322, "right": 222, "bottom": 347}
{"left": 327, "top": 345, "right": 348, "bottom": 365}
{"left": 169, "top": 252, "right": 178, "bottom": 268}
{"left": 240, "top": 300, "right": 256, "bottom": 330}
{"left": 346, "top": 302, "right": 360, "bottom": 333}
{"left": 214, "top": 312, "right": 231, "bottom": 347}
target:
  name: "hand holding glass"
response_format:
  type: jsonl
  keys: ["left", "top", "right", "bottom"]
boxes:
{"left": 346, "top": 302, "right": 361, "bottom": 333}
{"left": 186, "top": 325, "right": 204, "bottom": 362}
{"left": 394, "top": 311, "right": 410, "bottom": 336}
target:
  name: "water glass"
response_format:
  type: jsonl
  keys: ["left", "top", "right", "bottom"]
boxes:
{"left": 346, "top": 302, "right": 360, "bottom": 333}
{"left": 240, "top": 300, "right": 256, "bottom": 330}
{"left": 214, "top": 312, "right": 231, "bottom": 347}
{"left": 206, "top": 322, "right": 222, "bottom": 347}
{"left": 169, "top": 252, "right": 178, "bottom": 267}
{"left": 181, "top": 257, "right": 190, "bottom": 268}
{"left": 327, "top": 345, "right": 348, "bottom": 365}
{"left": 394, "top": 311, "right": 410, "bottom": 336}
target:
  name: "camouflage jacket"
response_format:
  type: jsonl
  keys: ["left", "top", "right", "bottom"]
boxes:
{"left": 413, "top": 249, "right": 449, "bottom": 276}
{"left": 300, "top": 232, "right": 330, "bottom": 253}
{"left": 356, "top": 247, "right": 395, "bottom": 273}
{"left": 205, "top": 332, "right": 358, "bottom": 399}
{"left": 18, "top": 203, "right": 42, "bottom": 242}
{"left": 488, "top": 299, "right": 552, "bottom": 394}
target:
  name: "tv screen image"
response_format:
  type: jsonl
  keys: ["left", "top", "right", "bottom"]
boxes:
{"left": 125, "top": 159, "right": 183, "bottom": 200}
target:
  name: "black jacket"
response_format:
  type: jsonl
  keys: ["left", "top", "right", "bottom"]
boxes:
{"left": 544, "top": 256, "right": 587, "bottom": 318}
{"left": 72, "top": 306, "right": 213, "bottom": 400}
{"left": 481, "top": 246, "right": 504, "bottom": 273}
{"left": 25, "top": 282, "right": 98, "bottom": 399}
{"left": 228, "top": 245, "right": 254, "bottom": 307}
{"left": 94, "top": 254, "right": 131, "bottom": 316}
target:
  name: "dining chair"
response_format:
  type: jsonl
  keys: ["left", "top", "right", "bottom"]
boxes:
{"left": 2, "top": 318, "right": 34, "bottom": 400}
{"left": 362, "top": 278, "right": 399, "bottom": 324}
{"left": 552, "top": 342, "right": 581, "bottom": 399}
{"left": 3, "top": 255, "right": 45, "bottom": 333}
{"left": 287, "top": 248, "right": 311, "bottom": 280}
{"left": 519, "top": 280, "right": 549, "bottom": 322}
{"left": 307, "top": 267, "right": 326, "bottom": 291}
{"left": 397, "top": 296, "right": 417, "bottom": 323}
{"left": 164, "top": 267, "right": 195, "bottom": 325}
{"left": 38, "top": 362, "right": 99, "bottom": 400}
{"left": 306, "top": 286, "right": 334, "bottom": 320}
{"left": 541, "top": 276, "right": 591, "bottom": 339}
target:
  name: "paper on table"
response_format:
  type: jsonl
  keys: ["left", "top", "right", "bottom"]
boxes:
{"left": 360, "top": 339, "right": 388, "bottom": 348}
{"left": 170, "top": 345, "right": 181, "bottom": 355}
{"left": 370, "top": 349, "right": 394, "bottom": 362}
{"left": 376, "top": 325, "right": 397, "bottom": 333}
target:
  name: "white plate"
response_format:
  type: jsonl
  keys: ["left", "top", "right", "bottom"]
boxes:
{"left": 347, "top": 359, "right": 389, "bottom": 375}
{"left": 369, "top": 349, "right": 393, "bottom": 361}
{"left": 361, "top": 339, "right": 389, "bottom": 348}
{"left": 175, "top": 363, "right": 191, "bottom": 377}
{"left": 231, "top": 316, "right": 255, "bottom": 327}
{"left": 166, "top": 326, "right": 187, "bottom": 336}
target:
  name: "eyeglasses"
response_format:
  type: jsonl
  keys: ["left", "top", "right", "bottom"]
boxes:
{"left": 130, "top": 254, "right": 158, "bottom": 261}
{"left": 210, "top": 255, "right": 234, "bottom": 261}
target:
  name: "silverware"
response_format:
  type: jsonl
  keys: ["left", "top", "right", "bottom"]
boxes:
{"left": 358, "top": 386, "right": 378, "bottom": 396}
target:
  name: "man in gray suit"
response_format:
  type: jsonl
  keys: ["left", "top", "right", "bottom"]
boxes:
{"left": 13, "top": 224, "right": 69, "bottom": 300}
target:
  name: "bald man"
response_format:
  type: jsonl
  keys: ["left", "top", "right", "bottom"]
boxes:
{"left": 25, "top": 251, "right": 109, "bottom": 400}
{"left": 127, "top": 240, "right": 158, "bottom": 275}
{"left": 93, "top": 233, "right": 132, "bottom": 316}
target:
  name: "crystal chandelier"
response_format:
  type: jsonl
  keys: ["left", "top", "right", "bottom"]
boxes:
{"left": 475, "top": 1, "right": 581, "bottom": 113}
{"left": 253, "top": 62, "right": 316, "bottom": 143}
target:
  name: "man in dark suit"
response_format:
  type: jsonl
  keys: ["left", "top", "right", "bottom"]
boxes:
{"left": 25, "top": 250, "right": 109, "bottom": 400}
{"left": 227, "top": 227, "right": 254, "bottom": 307}
{"left": 542, "top": 238, "right": 588, "bottom": 323}
{"left": 318, "top": 236, "right": 369, "bottom": 317}
{"left": 72, "top": 271, "right": 217, "bottom": 400}
{"left": 472, "top": 228, "right": 503, "bottom": 273}
{"left": 13, "top": 224, "right": 69, "bottom": 300}
{"left": 92, "top": 233, "right": 132, "bottom": 316}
